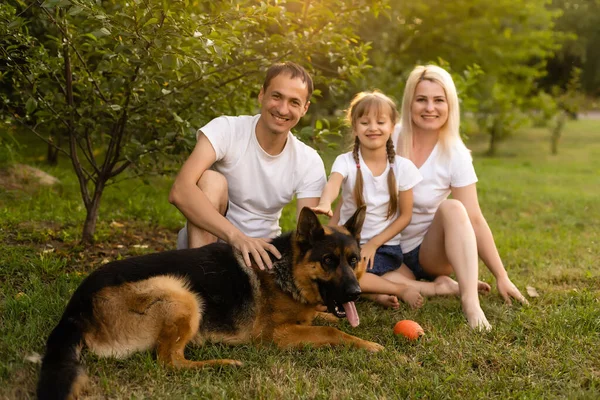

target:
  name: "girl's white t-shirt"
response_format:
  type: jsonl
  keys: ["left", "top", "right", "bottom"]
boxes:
{"left": 332, "top": 151, "right": 422, "bottom": 246}
{"left": 393, "top": 128, "right": 478, "bottom": 252}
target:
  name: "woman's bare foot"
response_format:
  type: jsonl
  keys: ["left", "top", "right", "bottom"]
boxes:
{"left": 399, "top": 288, "right": 424, "bottom": 309}
{"left": 433, "top": 276, "right": 460, "bottom": 296}
{"left": 462, "top": 300, "right": 492, "bottom": 331}
{"left": 363, "top": 294, "right": 400, "bottom": 309}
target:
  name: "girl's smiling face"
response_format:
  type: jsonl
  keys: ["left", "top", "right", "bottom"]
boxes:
{"left": 354, "top": 106, "right": 394, "bottom": 151}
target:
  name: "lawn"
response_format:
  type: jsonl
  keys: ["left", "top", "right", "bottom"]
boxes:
{"left": 0, "top": 119, "right": 599, "bottom": 399}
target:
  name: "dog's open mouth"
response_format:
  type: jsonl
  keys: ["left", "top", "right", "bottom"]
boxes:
{"left": 319, "top": 282, "right": 361, "bottom": 328}
{"left": 329, "top": 301, "right": 359, "bottom": 328}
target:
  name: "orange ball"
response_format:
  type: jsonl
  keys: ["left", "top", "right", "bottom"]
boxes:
{"left": 393, "top": 320, "right": 424, "bottom": 340}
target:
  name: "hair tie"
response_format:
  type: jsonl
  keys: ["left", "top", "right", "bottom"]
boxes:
{"left": 356, "top": 163, "right": 361, "bottom": 169}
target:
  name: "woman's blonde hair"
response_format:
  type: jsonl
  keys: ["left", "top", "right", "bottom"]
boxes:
{"left": 346, "top": 91, "right": 400, "bottom": 219}
{"left": 398, "top": 65, "right": 464, "bottom": 160}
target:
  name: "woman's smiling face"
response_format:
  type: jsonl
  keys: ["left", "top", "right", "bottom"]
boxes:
{"left": 411, "top": 79, "right": 449, "bottom": 133}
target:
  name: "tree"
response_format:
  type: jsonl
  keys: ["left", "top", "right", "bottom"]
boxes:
{"left": 550, "top": 67, "right": 583, "bottom": 154}
{"left": 543, "top": 0, "right": 600, "bottom": 96}
{"left": 1, "top": 0, "right": 382, "bottom": 244}
{"left": 353, "top": 0, "right": 562, "bottom": 154}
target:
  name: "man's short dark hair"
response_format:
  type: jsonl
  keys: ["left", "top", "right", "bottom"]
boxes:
{"left": 263, "top": 62, "right": 314, "bottom": 102}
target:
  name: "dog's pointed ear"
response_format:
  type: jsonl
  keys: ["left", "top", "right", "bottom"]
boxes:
{"left": 343, "top": 205, "right": 366, "bottom": 242}
{"left": 297, "top": 207, "right": 325, "bottom": 244}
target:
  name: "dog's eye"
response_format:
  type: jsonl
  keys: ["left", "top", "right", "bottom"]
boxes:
{"left": 349, "top": 256, "right": 359, "bottom": 267}
{"left": 322, "top": 255, "right": 335, "bottom": 266}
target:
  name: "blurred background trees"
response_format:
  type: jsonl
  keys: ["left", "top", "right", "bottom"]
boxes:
{"left": 1, "top": 0, "right": 597, "bottom": 242}
{"left": 0, "top": 0, "right": 378, "bottom": 242}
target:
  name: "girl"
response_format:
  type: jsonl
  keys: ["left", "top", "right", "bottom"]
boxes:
{"left": 312, "top": 91, "right": 423, "bottom": 309}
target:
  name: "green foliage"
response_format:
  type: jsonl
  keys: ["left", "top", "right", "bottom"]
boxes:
{"left": 528, "top": 91, "right": 559, "bottom": 128}
{"left": 555, "top": 66, "right": 584, "bottom": 116}
{"left": 527, "top": 67, "right": 583, "bottom": 154}
{"left": 1, "top": 0, "right": 379, "bottom": 166}
{"left": 546, "top": 0, "right": 600, "bottom": 95}
{"left": 358, "top": 0, "right": 561, "bottom": 94}
{"left": 472, "top": 78, "right": 531, "bottom": 156}
{"left": 352, "top": 0, "right": 563, "bottom": 154}
{"left": 0, "top": 128, "right": 21, "bottom": 167}
{"left": 0, "top": 0, "right": 383, "bottom": 241}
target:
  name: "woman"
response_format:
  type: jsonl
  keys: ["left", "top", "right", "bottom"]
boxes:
{"left": 395, "top": 65, "right": 529, "bottom": 329}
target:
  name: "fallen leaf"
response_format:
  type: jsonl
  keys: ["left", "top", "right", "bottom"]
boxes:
{"left": 110, "top": 221, "right": 125, "bottom": 228}
{"left": 24, "top": 352, "right": 42, "bottom": 364}
{"left": 133, "top": 244, "right": 149, "bottom": 249}
{"left": 526, "top": 286, "right": 539, "bottom": 298}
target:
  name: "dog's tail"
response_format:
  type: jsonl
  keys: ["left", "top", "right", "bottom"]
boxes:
{"left": 37, "top": 314, "right": 87, "bottom": 400}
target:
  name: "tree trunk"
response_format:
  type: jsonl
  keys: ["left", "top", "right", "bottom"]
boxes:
{"left": 487, "top": 128, "right": 498, "bottom": 156}
{"left": 551, "top": 111, "right": 566, "bottom": 155}
{"left": 81, "top": 179, "right": 106, "bottom": 244}
{"left": 486, "top": 117, "right": 502, "bottom": 156}
{"left": 81, "top": 203, "right": 99, "bottom": 244}
{"left": 47, "top": 141, "right": 59, "bottom": 165}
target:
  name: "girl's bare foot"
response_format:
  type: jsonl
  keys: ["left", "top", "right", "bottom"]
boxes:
{"left": 399, "top": 288, "right": 424, "bottom": 309}
{"left": 462, "top": 300, "right": 492, "bottom": 331}
{"left": 478, "top": 280, "right": 491, "bottom": 294}
{"left": 433, "top": 276, "right": 460, "bottom": 296}
{"left": 364, "top": 294, "right": 400, "bottom": 309}
{"left": 433, "top": 276, "right": 490, "bottom": 296}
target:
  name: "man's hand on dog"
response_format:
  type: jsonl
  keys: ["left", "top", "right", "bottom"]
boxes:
{"left": 230, "top": 233, "right": 281, "bottom": 270}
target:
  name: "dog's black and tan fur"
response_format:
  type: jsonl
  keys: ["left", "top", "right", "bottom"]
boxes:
{"left": 37, "top": 207, "right": 383, "bottom": 399}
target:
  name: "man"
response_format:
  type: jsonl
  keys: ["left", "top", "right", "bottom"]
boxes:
{"left": 169, "top": 62, "right": 326, "bottom": 270}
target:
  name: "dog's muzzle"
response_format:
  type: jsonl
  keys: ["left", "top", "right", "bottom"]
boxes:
{"left": 317, "top": 276, "right": 362, "bottom": 327}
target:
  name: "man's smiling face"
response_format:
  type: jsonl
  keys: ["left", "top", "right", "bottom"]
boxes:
{"left": 257, "top": 72, "right": 310, "bottom": 136}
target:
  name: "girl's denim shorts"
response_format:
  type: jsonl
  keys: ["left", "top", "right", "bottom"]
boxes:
{"left": 367, "top": 244, "right": 403, "bottom": 276}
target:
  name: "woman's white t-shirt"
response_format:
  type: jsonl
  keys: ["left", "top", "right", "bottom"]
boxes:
{"left": 332, "top": 151, "right": 422, "bottom": 246}
{"left": 393, "top": 128, "right": 478, "bottom": 252}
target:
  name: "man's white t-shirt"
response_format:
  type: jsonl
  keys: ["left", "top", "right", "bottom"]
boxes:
{"left": 332, "top": 151, "right": 422, "bottom": 246}
{"left": 177, "top": 115, "right": 326, "bottom": 249}
{"left": 392, "top": 128, "right": 478, "bottom": 252}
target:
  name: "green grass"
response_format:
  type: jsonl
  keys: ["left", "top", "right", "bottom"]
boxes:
{"left": 1, "top": 120, "right": 599, "bottom": 399}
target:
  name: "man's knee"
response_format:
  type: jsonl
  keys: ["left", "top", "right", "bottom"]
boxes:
{"left": 197, "top": 170, "right": 228, "bottom": 214}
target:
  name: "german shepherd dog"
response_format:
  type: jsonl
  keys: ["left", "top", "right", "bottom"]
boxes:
{"left": 37, "top": 207, "right": 383, "bottom": 399}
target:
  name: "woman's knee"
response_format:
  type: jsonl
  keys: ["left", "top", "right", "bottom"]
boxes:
{"left": 197, "top": 170, "right": 228, "bottom": 214}
{"left": 438, "top": 199, "right": 470, "bottom": 225}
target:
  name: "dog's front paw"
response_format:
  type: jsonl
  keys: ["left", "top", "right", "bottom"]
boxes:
{"left": 315, "top": 311, "right": 340, "bottom": 324}
{"left": 363, "top": 341, "right": 384, "bottom": 352}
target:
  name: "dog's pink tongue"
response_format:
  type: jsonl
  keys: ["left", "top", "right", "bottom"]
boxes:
{"left": 342, "top": 301, "right": 359, "bottom": 327}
